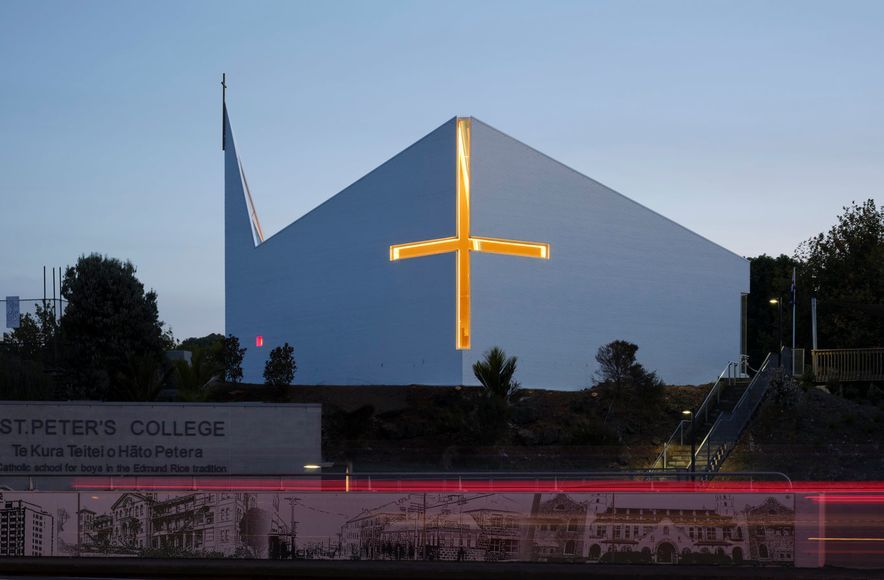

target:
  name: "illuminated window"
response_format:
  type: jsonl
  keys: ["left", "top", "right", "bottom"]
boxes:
{"left": 255, "top": 335, "right": 263, "bottom": 348}
{"left": 389, "top": 118, "right": 550, "bottom": 350}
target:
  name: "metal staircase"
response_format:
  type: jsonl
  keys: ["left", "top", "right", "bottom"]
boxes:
{"left": 650, "top": 349, "right": 789, "bottom": 477}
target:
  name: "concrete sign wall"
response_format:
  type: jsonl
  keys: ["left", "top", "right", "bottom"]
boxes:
{"left": 0, "top": 402, "right": 321, "bottom": 476}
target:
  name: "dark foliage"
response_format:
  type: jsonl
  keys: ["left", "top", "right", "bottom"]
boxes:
{"left": 220, "top": 335, "right": 246, "bottom": 383}
{"left": 796, "top": 199, "right": 884, "bottom": 349}
{"left": 472, "top": 346, "right": 520, "bottom": 402}
{"left": 60, "top": 254, "right": 169, "bottom": 399}
{"left": 179, "top": 333, "right": 225, "bottom": 353}
{"left": 263, "top": 342, "right": 296, "bottom": 386}
{"left": 2, "top": 303, "right": 58, "bottom": 364}
{"left": 0, "top": 352, "right": 56, "bottom": 400}
{"left": 746, "top": 254, "right": 799, "bottom": 368}
{"left": 594, "top": 340, "right": 637, "bottom": 387}
{"left": 594, "top": 340, "right": 663, "bottom": 391}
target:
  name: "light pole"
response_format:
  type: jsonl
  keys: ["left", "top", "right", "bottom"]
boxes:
{"left": 682, "top": 410, "right": 695, "bottom": 480}
{"left": 304, "top": 461, "right": 353, "bottom": 493}
{"left": 769, "top": 297, "right": 783, "bottom": 366}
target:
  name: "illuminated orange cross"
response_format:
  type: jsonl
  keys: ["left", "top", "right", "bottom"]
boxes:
{"left": 389, "top": 118, "right": 550, "bottom": 350}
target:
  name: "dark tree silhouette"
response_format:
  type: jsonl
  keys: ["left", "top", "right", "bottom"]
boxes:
{"left": 472, "top": 346, "right": 520, "bottom": 402}
{"left": 60, "top": 254, "right": 168, "bottom": 399}
{"left": 263, "top": 342, "right": 296, "bottom": 386}
{"left": 220, "top": 335, "right": 246, "bottom": 383}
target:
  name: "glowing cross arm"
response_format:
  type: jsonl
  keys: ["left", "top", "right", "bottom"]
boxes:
{"left": 389, "top": 237, "right": 459, "bottom": 261}
{"left": 469, "top": 236, "right": 550, "bottom": 260}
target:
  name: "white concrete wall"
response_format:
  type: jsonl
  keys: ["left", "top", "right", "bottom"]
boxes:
{"left": 466, "top": 119, "right": 749, "bottom": 388}
{"left": 225, "top": 115, "right": 749, "bottom": 389}
{"left": 226, "top": 116, "right": 463, "bottom": 384}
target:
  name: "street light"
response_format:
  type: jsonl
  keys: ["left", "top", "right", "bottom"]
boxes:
{"left": 770, "top": 297, "right": 783, "bottom": 366}
{"left": 303, "top": 461, "right": 352, "bottom": 492}
{"left": 682, "top": 410, "right": 695, "bottom": 479}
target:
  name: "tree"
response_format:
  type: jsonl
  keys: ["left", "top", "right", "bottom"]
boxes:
{"left": 594, "top": 340, "right": 639, "bottom": 388}
{"left": 173, "top": 349, "right": 223, "bottom": 401}
{"left": 220, "top": 335, "right": 246, "bottom": 383}
{"left": 179, "top": 333, "right": 225, "bottom": 353}
{"left": 2, "top": 303, "right": 58, "bottom": 363}
{"left": 175, "top": 333, "right": 224, "bottom": 400}
{"left": 114, "top": 353, "right": 171, "bottom": 402}
{"left": 795, "top": 199, "right": 884, "bottom": 348}
{"left": 472, "top": 346, "right": 520, "bottom": 402}
{"left": 60, "top": 254, "right": 169, "bottom": 399}
{"left": 263, "top": 342, "right": 296, "bottom": 386}
{"left": 594, "top": 340, "right": 662, "bottom": 391}
{"left": 746, "top": 254, "right": 799, "bottom": 367}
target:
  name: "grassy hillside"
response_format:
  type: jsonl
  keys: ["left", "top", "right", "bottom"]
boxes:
{"left": 721, "top": 384, "right": 884, "bottom": 480}
{"left": 210, "top": 382, "right": 708, "bottom": 472}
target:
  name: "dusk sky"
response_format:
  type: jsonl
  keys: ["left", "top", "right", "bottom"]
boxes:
{"left": 2, "top": 0, "right": 882, "bottom": 339}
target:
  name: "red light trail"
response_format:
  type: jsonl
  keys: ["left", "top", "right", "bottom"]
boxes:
{"left": 69, "top": 477, "right": 884, "bottom": 495}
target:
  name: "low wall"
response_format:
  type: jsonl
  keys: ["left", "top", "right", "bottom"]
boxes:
{"left": 2, "top": 487, "right": 873, "bottom": 569}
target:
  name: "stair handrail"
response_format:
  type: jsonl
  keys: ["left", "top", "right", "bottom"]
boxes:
{"left": 693, "top": 350, "right": 780, "bottom": 473}
{"left": 650, "top": 360, "right": 740, "bottom": 470}
{"left": 650, "top": 353, "right": 783, "bottom": 473}
{"left": 728, "top": 351, "right": 774, "bottom": 418}
{"left": 693, "top": 412, "right": 725, "bottom": 470}
{"left": 694, "top": 361, "right": 738, "bottom": 427}
{"left": 651, "top": 419, "right": 689, "bottom": 470}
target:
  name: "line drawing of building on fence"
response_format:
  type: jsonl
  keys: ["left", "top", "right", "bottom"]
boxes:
{"left": 747, "top": 497, "right": 795, "bottom": 563}
{"left": 77, "top": 492, "right": 287, "bottom": 558}
{"left": 339, "top": 493, "right": 527, "bottom": 561}
{"left": 582, "top": 493, "right": 794, "bottom": 565}
{"left": 1, "top": 491, "right": 796, "bottom": 565}
{"left": 335, "top": 492, "right": 795, "bottom": 565}
{"left": 0, "top": 499, "right": 56, "bottom": 557}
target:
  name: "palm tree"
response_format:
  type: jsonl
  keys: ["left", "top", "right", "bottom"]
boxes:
{"left": 472, "top": 347, "right": 520, "bottom": 402}
{"left": 115, "top": 354, "right": 170, "bottom": 402}
{"left": 173, "top": 348, "right": 222, "bottom": 402}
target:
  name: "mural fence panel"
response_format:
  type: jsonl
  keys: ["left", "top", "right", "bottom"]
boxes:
{"left": 0, "top": 490, "right": 823, "bottom": 567}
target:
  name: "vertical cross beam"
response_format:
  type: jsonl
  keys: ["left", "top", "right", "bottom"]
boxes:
{"left": 456, "top": 119, "right": 472, "bottom": 349}
{"left": 389, "top": 117, "right": 549, "bottom": 351}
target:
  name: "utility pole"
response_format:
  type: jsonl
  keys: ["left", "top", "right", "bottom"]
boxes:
{"left": 792, "top": 266, "right": 798, "bottom": 352}
{"left": 283, "top": 497, "right": 300, "bottom": 559}
{"left": 778, "top": 297, "right": 783, "bottom": 368}
{"left": 770, "top": 296, "right": 783, "bottom": 367}
{"left": 811, "top": 274, "right": 818, "bottom": 351}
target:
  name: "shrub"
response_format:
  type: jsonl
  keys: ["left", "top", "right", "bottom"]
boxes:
{"left": 0, "top": 353, "right": 55, "bottom": 400}
{"left": 595, "top": 340, "right": 638, "bottom": 387}
{"left": 594, "top": 340, "right": 664, "bottom": 392}
{"left": 473, "top": 347, "right": 521, "bottom": 402}
{"left": 263, "top": 342, "right": 296, "bottom": 386}
{"left": 220, "top": 335, "right": 246, "bottom": 383}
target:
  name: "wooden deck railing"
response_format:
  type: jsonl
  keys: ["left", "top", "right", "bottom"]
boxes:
{"left": 812, "top": 348, "right": 884, "bottom": 382}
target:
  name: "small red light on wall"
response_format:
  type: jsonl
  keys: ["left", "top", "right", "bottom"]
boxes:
{"left": 256, "top": 335, "right": 263, "bottom": 348}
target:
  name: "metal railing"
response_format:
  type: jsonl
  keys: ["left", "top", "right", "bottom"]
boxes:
{"left": 695, "top": 360, "right": 742, "bottom": 426}
{"left": 812, "top": 347, "right": 884, "bottom": 382}
{"left": 650, "top": 360, "right": 742, "bottom": 470}
{"left": 693, "top": 349, "right": 787, "bottom": 475}
{"left": 0, "top": 470, "right": 795, "bottom": 493}
{"left": 653, "top": 420, "right": 690, "bottom": 470}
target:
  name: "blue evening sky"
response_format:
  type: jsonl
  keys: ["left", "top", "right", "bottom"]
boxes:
{"left": 1, "top": 1, "right": 882, "bottom": 339}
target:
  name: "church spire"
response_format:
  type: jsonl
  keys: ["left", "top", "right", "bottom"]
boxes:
{"left": 223, "top": 75, "right": 265, "bottom": 246}
{"left": 221, "top": 73, "right": 227, "bottom": 151}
